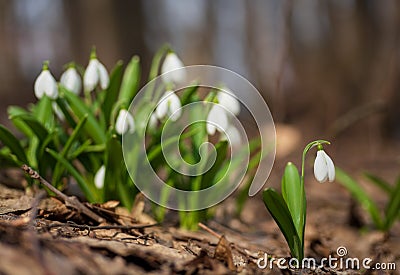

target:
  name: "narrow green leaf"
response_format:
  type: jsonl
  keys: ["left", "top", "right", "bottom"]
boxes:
{"left": 281, "top": 162, "right": 303, "bottom": 240}
{"left": 102, "top": 61, "right": 124, "bottom": 124}
{"left": 0, "top": 125, "right": 28, "bottom": 164}
{"left": 364, "top": 172, "right": 392, "bottom": 194}
{"left": 13, "top": 114, "right": 49, "bottom": 141}
{"left": 62, "top": 88, "right": 106, "bottom": 144}
{"left": 181, "top": 85, "right": 199, "bottom": 105}
{"left": 200, "top": 141, "right": 228, "bottom": 189}
{"left": 119, "top": 55, "right": 141, "bottom": 107}
{"left": 52, "top": 115, "right": 88, "bottom": 187}
{"left": 335, "top": 168, "right": 383, "bottom": 229}
{"left": 148, "top": 44, "right": 170, "bottom": 81}
{"left": 263, "top": 188, "right": 303, "bottom": 260}
{"left": 384, "top": 177, "right": 400, "bottom": 230}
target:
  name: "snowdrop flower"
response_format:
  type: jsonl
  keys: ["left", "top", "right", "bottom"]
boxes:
{"left": 60, "top": 65, "right": 81, "bottom": 95}
{"left": 313, "top": 149, "right": 335, "bottom": 183}
{"left": 83, "top": 49, "right": 109, "bottom": 92}
{"left": 155, "top": 91, "right": 182, "bottom": 121}
{"left": 34, "top": 61, "right": 58, "bottom": 99}
{"left": 206, "top": 105, "right": 228, "bottom": 135}
{"left": 94, "top": 165, "right": 106, "bottom": 189}
{"left": 115, "top": 109, "right": 135, "bottom": 135}
{"left": 147, "top": 112, "right": 158, "bottom": 130}
{"left": 161, "top": 52, "right": 186, "bottom": 84}
{"left": 217, "top": 87, "right": 240, "bottom": 116}
{"left": 220, "top": 125, "right": 242, "bottom": 146}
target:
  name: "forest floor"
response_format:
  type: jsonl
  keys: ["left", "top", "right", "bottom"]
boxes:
{"left": 0, "top": 125, "right": 399, "bottom": 275}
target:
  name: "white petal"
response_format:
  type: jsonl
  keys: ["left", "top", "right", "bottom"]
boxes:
{"left": 324, "top": 152, "right": 335, "bottom": 182}
{"left": 148, "top": 113, "right": 158, "bottom": 130}
{"left": 94, "top": 165, "right": 106, "bottom": 189}
{"left": 167, "top": 92, "right": 182, "bottom": 121}
{"left": 84, "top": 59, "right": 99, "bottom": 92}
{"left": 61, "top": 67, "right": 81, "bottom": 95}
{"left": 221, "top": 125, "right": 241, "bottom": 146}
{"left": 97, "top": 61, "right": 109, "bottom": 90}
{"left": 34, "top": 70, "right": 58, "bottom": 99}
{"left": 206, "top": 105, "right": 228, "bottom": 135}
{"left": 116, "top": 109, "right": 135, "bottom": 135}
{"left": 156, "top": 94, "right": 169, "bottom": 120}
{"left": 161, "top": 52, "right": 185, "bottom": 83}
{"left": 314, "top": 150, "right": 328, "bottom": 183}
{"left": 217, "top": 88, "right": 240, "bottom": 115}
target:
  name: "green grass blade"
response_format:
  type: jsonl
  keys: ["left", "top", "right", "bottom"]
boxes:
{"left": 383, "top": 177, "right": 400, "bottom": 230}
{"left": 0, "top": 125, "right": 28, "bottom": 164}
{"left": 13, "top": 114, "right": 49, "bottom": 141}
{"left": 102, "top": 61, "right": 124, "bottom": 124}
{"left": 364, "top": 172, "right": 392, "bottom": 194}
{"left": 335, "top": 167, "right": 383, "bottom": 229}
{"left": 263, "top": 188, "right": 303, "bottom": 260}
{"left": 62, "top": 88, "right": 106, "bottom": 144}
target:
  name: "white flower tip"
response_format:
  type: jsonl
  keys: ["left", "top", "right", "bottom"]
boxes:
{"left": 34, "top": 69, "right": 58, "bottom": 99}
{"left": 94, "top": 165, "right": 106, "bottom": 189}
{"left": 161, "top": 52, "right": 186, "bottom": 84}
{"left": 83, "top": 58, "right": 109, "bottom": 92}
{"left": 115, "top": 109, "right": 135, "bottom": 135}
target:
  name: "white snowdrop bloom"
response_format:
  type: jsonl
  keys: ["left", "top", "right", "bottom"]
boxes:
{"left": 313, "top": 150, "right": 335, "bottom": 183}
{"left": 60, "top": 66, "right": 81, "bottom": 95}
{"left": 206, "top": 105, "right": 229, "bottom": 136}
{"left": 217, "top": 88, "right": 240, "bottom": 116}
{"left": 155, "top": 91, "right": 182, "bottom": 121}
{"left": 148, "top": 112, "right": 158, "bottom": 130}
{"left": 34, "top": 63, "right": 58, "bottom": 99}
{"left": 52, "top": 102, "right": 64, "bottom": 121}
{"left": 94, "top": 165, "right": 106, "bottom": 189}
{"left": 84, "top": 57, "right": 109, "bottom": 92}
{"left": 161, "top": 52, "right": 186, "bottom": 84}
{"left": 220, "top": 125, "right": 242, "bottom": 146}
{"left": 115, "top": 109, "right": 135, "bottom": 135}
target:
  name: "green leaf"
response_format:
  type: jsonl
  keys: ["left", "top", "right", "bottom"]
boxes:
{"left": 13, "top": 114, "right": 49, "bottom": 141}
{"left": 104, "top": 135, "right": 125, "bottom": 202}
{"left": 102, "top": 61, "right": 124, "bottom": 124}
{"left": 281, "top": 162, "right": 303, "bottom": 240}
{"left": 119, "top": 55, "right": 141, "bottom": 107}
{"left": 46, "top": 148, "right": 96, "bottom": 202}
{"left": 364, "top": 172, "right": 392, "bottom": 194}
{"left": 200, "top": 141, "right": 228, "bottom": 189}
{"left": 0, "top": 125, "right": 28, "bottom": 164}
{"left": 335, "top": 168, "right": 383, "bottom": 229}
{"left": 62, "top": 88, "right": 106, "bottom": 144}
{"left": 181, "top": 85, "right": 199, "bottom": 105}
{"left": 33, "top": 96, "right": 54, "bottom": 129}
{"left": 263, "top": 188, "right": 303, "bottom": 260}
{"left": 52, "top": 115, "right": 88, "bottom": 187}
{"left": 148, "top": 44, "right": 169, "bottom": 81}
{"left": 383, "top": 177, "right": 400, "bottom": 230}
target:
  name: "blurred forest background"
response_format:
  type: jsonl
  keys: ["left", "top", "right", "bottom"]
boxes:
{"left": 1, "top": 0, "right": 400, "bottom": 173}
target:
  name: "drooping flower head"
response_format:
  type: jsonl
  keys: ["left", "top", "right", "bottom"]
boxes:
{"left": 313, "top": 146, "right": 335, "bottom": 183}
{"left": 83, "top": 47, "right": 109, "bottom": 92}
{"left": 60, "top": 64, "right": 81, "bottom": 95}
{"left": 217, "top": 87, "right": 240, "bottom": 116}
{"left": 115, "top": 109, "right": 135, "bottom": 135}
{"left": 34, "top": 61, "right": 58, "bottom": 99}
{"left": 206, "top": 104, "right": 229, "bottom": 136}
{"left": 161, "top": 51, "right": 186, "bottom": 84}
{"left": 155, "top": 91, "right": 182, "bottom": 121}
